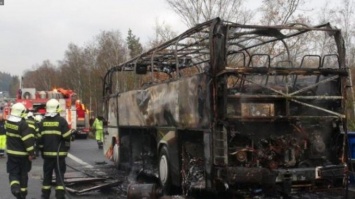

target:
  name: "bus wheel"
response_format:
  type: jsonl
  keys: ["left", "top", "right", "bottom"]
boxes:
{"left": 112, "top": 143, "right": 120, "bottom": 167}
{"left": 159, "top": 146, "right": 171, "bottom": 194}
{"left": 111, "top": 137, "right": 120, "bottom": 168}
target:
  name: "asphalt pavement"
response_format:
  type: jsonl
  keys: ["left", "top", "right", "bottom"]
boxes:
{"left": 2, "top": 138, "right": 355, "bottom": 199}
{"left": 0, "top": 138, "right": 119, "bottom": 199}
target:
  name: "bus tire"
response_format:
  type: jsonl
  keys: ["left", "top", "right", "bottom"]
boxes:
{"left": 159, "top": 146, "right": 171, "bottom": 194}
{"left": 111, "top": 137, "right": 120, "bottom": 168}
{"left": 112, "top": 143, "right": 120, "bottom": 167}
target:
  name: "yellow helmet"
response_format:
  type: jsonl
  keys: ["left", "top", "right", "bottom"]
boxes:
{"left": 46, "top": 98, "right": 60, "bottom": 114}
{"left": 11, "top": 103, "right": 27, "bottom": 118}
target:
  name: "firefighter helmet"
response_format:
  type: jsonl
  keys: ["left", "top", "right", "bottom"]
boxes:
{"left": 35, "top": 114, "right": 43, "bottom": 122}
{"left": 26, "top": 111, "right": 34, "bottom": 119}
{"left": 10, "top": 103, "right": 27, "bottom": 118}
{"left": 46, "top": 99, "right": 60, "bottom": 114}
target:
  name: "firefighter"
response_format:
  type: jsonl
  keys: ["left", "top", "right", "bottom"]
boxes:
{"left": 38, "top": 99, "right": 72, "bottom": 199}
{"left": 0, "top": 113, "right": 6, "bottom": 157}
{"left": 92, "top": 116, "right": 104, "bottom": 149}
{"left": 5, "top": 103, "right": 36, "bottom": 199}
{"left": 89, "top": 116, "right": 95, "bottom": 128}
{"left": 34, "top": 115, "right": 43, "bottom": 157}
{"left": 25, "top": 111, "right": 40, "bottom": 157}
{"left": 35, "top": 114, "right": 43, "bottom": 123}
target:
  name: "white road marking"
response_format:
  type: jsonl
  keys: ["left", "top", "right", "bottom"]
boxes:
{"left": 67, "top": 153, "right": 94, "bottom": 168}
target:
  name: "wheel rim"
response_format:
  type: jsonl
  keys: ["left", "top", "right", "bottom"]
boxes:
{"left": 159, "top": 155, "right": 168, "bottom": 184}
{"left": 113, "top": 144, "right": 119, "bottom": 165}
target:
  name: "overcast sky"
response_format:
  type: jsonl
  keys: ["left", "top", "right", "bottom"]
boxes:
{"left": 0, "top": 0, "right": 329, "bottom": 77}
{"left": 0, "top": 0, "right": 188, "bottom": 77}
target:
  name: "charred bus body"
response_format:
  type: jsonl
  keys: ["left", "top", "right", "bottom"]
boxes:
{"left": 103, "top": 18, "right": 353, "bottom": 197}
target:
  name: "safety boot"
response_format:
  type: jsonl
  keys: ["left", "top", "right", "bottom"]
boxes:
{"left": 55, "top": 190, "right": 65, "bottom": 199}
{"left": 98, "top": 141, "right": 103, "bottom": 149}
{"left": 11, "top": 184, "right": 21, "bottom": 198}
{"left": 41, "top": 189, "right": 51, "bottom": 199}
{"left": 18, "top": 190, "right": 27, "bottom": 199}
{"left": 0, "top": 149, "right": 5, "bottom": 157}
{"left": 16, "top": 195, "right": 25, "bottom": 199}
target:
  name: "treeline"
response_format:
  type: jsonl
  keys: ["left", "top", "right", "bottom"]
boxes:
{"left": 0, "top": 72, "right": 19, "bottom": 97}
{"left": 21, "top": 29, "right": 148, "bottom": 116}
{"left": 18, "top": 0, "right": 355, "bottom": 115}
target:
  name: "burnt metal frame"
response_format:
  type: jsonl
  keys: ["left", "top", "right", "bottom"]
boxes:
{"left": 102, "top": 17, "right": 352, "bottom": 195}
{"left": 103, "top": 18, "right": 347, "bottom": 97}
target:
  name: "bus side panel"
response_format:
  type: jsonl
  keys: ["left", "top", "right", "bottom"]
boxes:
{"left": 117, "top": 73, "right": 211, "bottom": 128}
{"left": 178, "top": 74, "right": 211, "bottom": 129}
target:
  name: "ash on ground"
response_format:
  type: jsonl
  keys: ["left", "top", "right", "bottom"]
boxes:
{"left": 80, "top": 162, "right": 353, "bottom": 199}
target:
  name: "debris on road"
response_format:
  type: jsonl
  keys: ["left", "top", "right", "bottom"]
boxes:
{"left": 66, "top": 179, "right": 122, "bottom": 195}
{"left": 50, "top": 165, "right": 123, "bottom": 195}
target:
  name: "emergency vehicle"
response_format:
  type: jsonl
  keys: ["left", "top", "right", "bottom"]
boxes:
{"left": 8, "top": 88, "right": 90, "bottom": 139}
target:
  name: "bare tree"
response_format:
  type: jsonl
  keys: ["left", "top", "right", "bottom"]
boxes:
{"left": 165, "top": 0, "right": 254, "bottom": 27}
{"left": 21, "top": 30, "right": 127, "bottom": 116}
{"left": 94, "top": 30, "right": 127, "bottom": 114}
{"left": 81, "top": 43, "right": 98, "bottom": 116}
{"left": 259, "top": 0, "right": 303, "bottom": 25}
{"left": 8, "top": 76, "right": 20, "bottom": 98}
{"left": 253, "top": 0, "right": 316, "bottom": 68}
{"left": 23, "top": 60, "right": 59, "bottom": 90}
{"left": 58, "top": 43, "right": 87, "bottom": 99}
{"left": 311, "top": 1, "right": 339, "bottom": 57}
{"left": 96, "top": 30, "right": 127, "bottom": 72}
{"left": 148, "top": 19, "right": 178, "bottom": 48}
{"left": 332, "top": 0, "right": 355, "bottom": 67}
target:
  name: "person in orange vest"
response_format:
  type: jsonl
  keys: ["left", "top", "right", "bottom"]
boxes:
{"left": 0, "top": 113, "right": 6, "bottom": 157}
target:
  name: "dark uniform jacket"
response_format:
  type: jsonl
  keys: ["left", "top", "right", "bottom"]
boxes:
{"left": 39, "top": 114, "right": 71, "bottom": 158}
{"left": 5, "top": 119, "right": 35, "bottom": 157}
{"left": 26, "top": 117, "right": 40, "bottom": 139}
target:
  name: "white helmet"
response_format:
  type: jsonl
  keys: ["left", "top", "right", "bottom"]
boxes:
{"left": 46, "top": 99, "right": 60, "bottom": 114}
{"left": 26, "top": 111, "right": 34, "bottom": 119}
{"left": 34, "top": 114, "right": 43, "bottom": 122}
{"left": 11, "top": 103, "right": 27, "bottom": 118}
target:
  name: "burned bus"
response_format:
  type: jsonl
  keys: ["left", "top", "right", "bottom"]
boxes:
{"left": 102, "top": 18, "right": 353, "bottom": 197}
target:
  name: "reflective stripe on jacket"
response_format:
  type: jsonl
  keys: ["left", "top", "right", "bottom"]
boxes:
{"left": 39, "top": 114, "right": 71, "bottom": 158}
{"left": 5, "top": 119, "right": 35, "bottom": 157}
{"left": 26, "top": 117, "right": 40, "bottom": 138}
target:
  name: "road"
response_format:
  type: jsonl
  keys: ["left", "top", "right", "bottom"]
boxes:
{"left": 1, "top": 137, "right": 354, "bottom": 199}
{"left": 0, "top": 138, "right": 124, "bottom": 199}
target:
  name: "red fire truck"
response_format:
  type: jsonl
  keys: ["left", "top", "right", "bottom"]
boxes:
{"left": 11, "top": 87, "right": 90, "bottom": 139}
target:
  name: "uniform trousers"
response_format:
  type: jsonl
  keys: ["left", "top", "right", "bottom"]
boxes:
{"left": 41, "top": 157, "right": 66, "bottom": 199}
{"left": 7, "top": 155, "right": 32, "bottom": 198}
